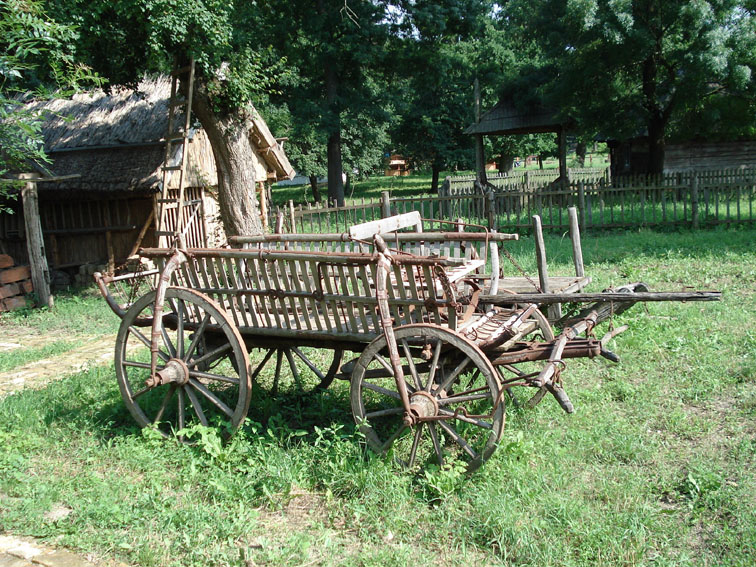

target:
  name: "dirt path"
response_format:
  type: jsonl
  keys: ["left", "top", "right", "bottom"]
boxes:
{"left": 0, "top": 333, "right": 116, "bottom": 398}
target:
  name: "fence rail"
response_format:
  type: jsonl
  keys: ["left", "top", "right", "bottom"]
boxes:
{"left": 271, "top": 167, "right": 756, "bottom": 234}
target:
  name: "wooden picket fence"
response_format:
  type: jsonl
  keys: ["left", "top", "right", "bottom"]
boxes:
{"left": 271, "top": 167, "right": 756, "bottom": 233}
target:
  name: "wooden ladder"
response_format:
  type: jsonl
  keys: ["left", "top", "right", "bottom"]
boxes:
{"left": 155, "top": 57, "right": 195, "bottom": 248}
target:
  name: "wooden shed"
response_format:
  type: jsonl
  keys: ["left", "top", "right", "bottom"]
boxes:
{"left": 0, "top": 77, "right": 293, "bottom": 276}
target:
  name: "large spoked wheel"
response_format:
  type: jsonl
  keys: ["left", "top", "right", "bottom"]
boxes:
{"left": 494, "top": 300, "right": 555, "bottom": 409}
{"left": 351, "top": 324, "right": 505, "bottom": 473}
{"left": 249, "top": 347, "right": 343, "bottom": 395}
{"left": 115, "top": 287, "right": 251, "bottom": 440}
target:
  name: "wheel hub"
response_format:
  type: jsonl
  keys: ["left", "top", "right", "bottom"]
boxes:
{"left": 404, "top": 390, "right": 439, "bottom": 426}
{"left": 146, "top": 358, "right": 190, "bottom": 387}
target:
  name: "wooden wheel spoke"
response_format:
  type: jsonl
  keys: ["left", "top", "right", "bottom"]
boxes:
{"left": 427, "top": 422, "right": 444, "bottom": 466}
{"left": 434, "top": 356, "right": 471, "bottom": 395}
{"left": 129, "top": 326, "right": 169, "bottom": 361}
{"left": 425, "top": 339, "right": 443, "bottom": 392}
{"left": 283, "top": 348, "right": 303, "bottom": 390}
{"left": 408, "top": 424, "right": 424, "bottom": 468}
{"left": 183, "top": 384, "right": 209, "bottom": 426}
{"left": 184, "top": 313, "right": 211, "bottom": 361}
{"left": 250, "top": 348, "right": 276, "bottom": 381}
{"left": 437, "top": 408, "right": 493, "bottom": 430}
{"left": 436, "top": 387, "right": 490, "bottom": 405}
{"left": 380, "top": 424, "right": 409, "bottom": 453}
{"left": 273, "top": 349, "right": 284, "bottom": 394}
{"left": 292, "top": 347, "right": 326, "bottom": 380}
{"left": 438, "top": 420, "right": 478, "bottom": 460}
{"left": 188, "top": 379, "right": 233, "bottom": 418}
{"left": 363, "top": 381, "right": 402, "bottom": 400}
{"left": 400, "top": 339, "right": 423, "bottom": 390}
{"left": 177, "top": 388, "right": 186, "bottom": 433}
{"left": 159, "top": 317, "right": 176, "bottom": 358}
{"left": 188, "top": 369, "right": 239, "bottom": 385}
{"left": 123, "top": 360, "right": 152, "bottom": 370}
{"left": 365, "top": 406, "right": 403, "bottom": 419}
{"left": 175, "top": 299, "right": 185, "bottom": 357}
{"left": 153, "top": 384, "right": 176, "bottom": 423}
{"left": 190, "top": 342, "right": 231, "bottom": 368}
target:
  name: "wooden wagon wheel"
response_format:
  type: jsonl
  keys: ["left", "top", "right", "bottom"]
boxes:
{"left": 350, "top": 324, "right": 505, "bottom": 472}
{"left": 495, "top": 304, "right": 556, "bottom": 409}
{"left": 115, "top": 287, "right": 251, "bottom": 440}
{"left": 249, "top": 347, "right": 343, "bottom": 395}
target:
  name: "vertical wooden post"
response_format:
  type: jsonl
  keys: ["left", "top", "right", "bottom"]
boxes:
{"left": 532, "top": 215, "right": 560, "bottom": 320}
{"left": 691, "top": 174, "right": 699, "bottom": 229}
{"left": 577, "top": 182, "right": 587, "bottom": 229}
{"left": 568, "top": 207, "right": 585, "bottom": 279}
{"left": 288, "top": 199, "right": 296, "bottom": 234}
{"left": 20, "top": 173, "right": 53, "bottom": 308}
{"left": 485, "top": 188, "right": 495, "bottom": 229}
{"left": 381, "top": 190, "right": 391, "bottom": 218}
{"left": 258, "top": 182, "right": 268, "bottom": 230}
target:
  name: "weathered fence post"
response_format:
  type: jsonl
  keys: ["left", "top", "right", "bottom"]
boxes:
{"left": 20, "top": 173, "right": 53, "bottom": 309}
{"left": 577, "top": 181, "right": 587, "bottom": 229}
{"left": 288, "top": 200, "right": 297, "bottom": 234}
{"left": 568, "top": 206, "right": 585, "bottom": 279}
{"left": 381, "top": 191, "right": 391, "bottom": 218}
{"left": 532, "top": 214, "right": 560, "bottom": 320}
{"left": 691, "top": 174, "right": 699, "bottom": 229}
{"left": 485, "top": 188, "right": 496, "bottom": 229}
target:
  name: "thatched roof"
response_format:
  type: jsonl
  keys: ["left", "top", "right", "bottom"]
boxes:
{"left": 464, "top": 99, "right": 565, "bottom": 136}
{"left": 25, "top": 77, "right": 294, "bottom": 194}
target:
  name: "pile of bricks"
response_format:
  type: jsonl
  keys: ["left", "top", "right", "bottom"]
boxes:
{"left": 0, "top": 254, "right": 33, "bottom": 312}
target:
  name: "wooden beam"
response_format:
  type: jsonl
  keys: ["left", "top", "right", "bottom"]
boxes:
{"left": 568, "top": 207, "right": 585, "bottom": 279}
{"left": 20, "top": 173, "right": 53, "bottom": 308}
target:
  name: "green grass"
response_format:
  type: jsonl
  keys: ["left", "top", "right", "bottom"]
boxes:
{"left": 1, "top": 227, "right": 755, "bottom": 566}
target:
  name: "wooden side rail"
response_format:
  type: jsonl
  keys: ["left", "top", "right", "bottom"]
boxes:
{"left": 152, "top": 251, "right": 461, "bottom": 341}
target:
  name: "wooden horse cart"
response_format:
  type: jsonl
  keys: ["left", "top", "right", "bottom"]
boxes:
{"left": 95, "top": 212, "right": 720, "bottom": 472}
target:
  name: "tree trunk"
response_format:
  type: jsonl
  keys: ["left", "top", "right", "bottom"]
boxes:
{"left": 575, "top": 141, "right": 586, "bottom": 167}
{"left": 192, "top": 84, "right": 263, "bottom": 237}
{"left": 498, "top": 154, "right": 514, "bottom": 173}
{"left": 309, "top": 174, "right": 322, "bottom": 203}
{"left": 647, "top": 113, "right": 666, "bottom": 175}
{"left": 431, "top": 162, "right": 441, "bottom": 193}
{"left": 324, "top": 55, "right": 344, "bottom": 207}
{"left": 538, "top": 155, "right": 544, "bottom": 169}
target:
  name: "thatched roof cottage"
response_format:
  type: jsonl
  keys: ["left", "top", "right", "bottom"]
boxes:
{"left": 1, "top": 77, "right": 293, "bottom": 273}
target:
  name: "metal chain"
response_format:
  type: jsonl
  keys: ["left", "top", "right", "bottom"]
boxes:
{"left": 499, "top": 246, "right": 543, "bottom": 293}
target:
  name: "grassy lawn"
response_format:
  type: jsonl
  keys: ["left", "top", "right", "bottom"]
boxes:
{"left": 1, "top": 226, "right": 754, "bottom": 566}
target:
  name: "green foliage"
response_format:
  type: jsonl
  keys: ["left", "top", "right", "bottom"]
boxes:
{"left": 0, "top": 0, "right": 102, "bottom": 192}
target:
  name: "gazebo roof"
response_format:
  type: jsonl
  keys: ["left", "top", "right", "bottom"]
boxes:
{"left": 464, "top": 99, "right": 565, "bottom": 136}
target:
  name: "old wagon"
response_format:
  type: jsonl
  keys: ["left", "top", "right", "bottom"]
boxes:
{"left": 95, "top": 212, "right": 719, "bottom": 472}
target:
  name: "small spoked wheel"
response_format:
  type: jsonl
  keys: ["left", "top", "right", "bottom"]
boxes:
{"left": 115, "top": 287, "right": 251, "bottom": 440}
{"left": 350, "top": 324, "right": 505, "bottom": 472}
{"left": 250, "top": 347, "right": 343, "bottom": 395}
{"left": 495, "top": 304, "right": 555, "bottom": 409}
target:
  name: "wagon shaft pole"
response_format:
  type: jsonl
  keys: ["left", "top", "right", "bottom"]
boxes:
{"left": 479, "top": 291, "right": 722, "bottom": 305}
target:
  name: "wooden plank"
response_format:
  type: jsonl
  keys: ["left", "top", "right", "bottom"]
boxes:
{"left": 0, "top": 265, "right": 31, "bottom": 284}
{"left": 348, "top": 211, "right": 422, "bottom": 240}
{"left": 0, "top": 254, "right": 13, "bottom": 269}
{"left": 479, "top": 291, "right": 722, "bottom": 305}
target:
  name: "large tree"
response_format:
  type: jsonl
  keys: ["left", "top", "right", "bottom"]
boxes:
{"left": 259, "top": 0, "right": 393, "bottom": 207}
{"left": 1, "top": 0, "right": 101, "bottom": 196}
{"left": 506, "top": 0, "right": 756, "bottom": 173}
{"left": 47, "top": 0, "right": 290, "bottom": 236}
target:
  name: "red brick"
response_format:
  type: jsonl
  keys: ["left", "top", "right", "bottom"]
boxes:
{"left": 0, "top": 266, "right": 31, "bottom": 284}
{"left": 0, "top": 254, "right": 13, "bottom": 269}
